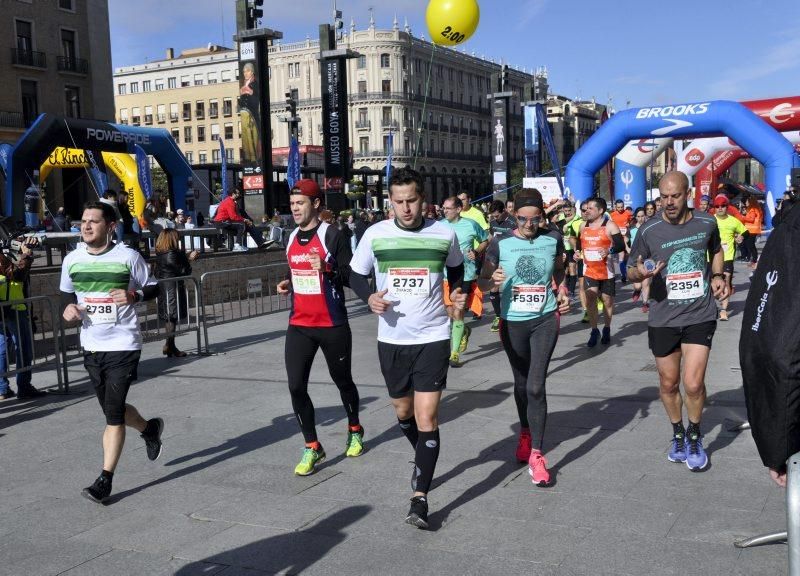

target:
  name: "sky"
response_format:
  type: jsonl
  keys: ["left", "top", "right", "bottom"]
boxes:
{"left": 109, "top": 0, "right": 800, "bottom": 109}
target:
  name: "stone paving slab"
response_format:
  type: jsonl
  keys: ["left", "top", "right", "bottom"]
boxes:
{"left": 0, "top": 260, "right": 790, "bottom": 575}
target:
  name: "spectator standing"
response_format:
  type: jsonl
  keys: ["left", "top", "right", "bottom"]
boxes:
{"left": 154, "top": 229, "right": 198, "bottom": 358}
{"left": 741, "top": 196, "right": 763, "bottom": 268}
{"left": 24, "top": 184, "right": 40, "bottom": 230}
{"left": 53, "top": 207, "right": 68, "bottom": 232}
{"left": 0, "top": 236, "right": 45, "bottom": 400}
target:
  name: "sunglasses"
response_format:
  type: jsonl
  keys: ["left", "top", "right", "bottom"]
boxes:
{"left": 516, "top": 215, "right": 541, "bottom": 225}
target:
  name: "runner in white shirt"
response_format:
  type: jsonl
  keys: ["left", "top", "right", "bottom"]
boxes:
{"left": 61, "top": 202, "right": 163, "bottom": 504}
{"left": 349, "top": 167, "right": 466, "bottom": 529}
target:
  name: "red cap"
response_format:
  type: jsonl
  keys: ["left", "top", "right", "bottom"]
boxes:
{"left": 713, "top": 194, "right": 729, "bottom": 207}
{"left": 291, "top": 179, "right": 321, "bottom": 198}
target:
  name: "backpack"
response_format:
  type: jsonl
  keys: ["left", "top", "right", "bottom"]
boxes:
{"left": 739, "top": 203, "right": 800, "bottom": 471}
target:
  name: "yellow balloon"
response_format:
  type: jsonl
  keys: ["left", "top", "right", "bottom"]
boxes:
{"left": 426, "top": 0, "right": 480, "bottom": 47}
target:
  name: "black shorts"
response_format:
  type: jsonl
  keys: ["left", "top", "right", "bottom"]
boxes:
{"left": 648, "top": 321, "right": 717, "bottom": 358}
{"left": 577, "top": 260, "right": 584, "bottom": 278}
{"left": 565, "top": 250, "right": 575, "bottom": 265}
{"left": 584, "top": 276, "right": 616, "bottom": 297}
{"left": 377, "top": 340, "right": 449, "bottom": 399}
{"left": 723, "top": 260, "right": 734, "bottom": 278}
{"left": 84, "top": 350, "right": 141, "bottom": 425}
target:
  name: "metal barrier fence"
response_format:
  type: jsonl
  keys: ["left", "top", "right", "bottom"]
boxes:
{"left": 200, "top": 263, "right": 290, "bottom": 352}
{"left": 0, "top": 295, "right": 64, "bottom": 393}
{"left": 59, "top": 276, "right": 204, "bottom": 385}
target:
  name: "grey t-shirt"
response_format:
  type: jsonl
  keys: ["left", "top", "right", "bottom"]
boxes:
{"left": 628, "top": 211, "right": 721, "bottom": 328}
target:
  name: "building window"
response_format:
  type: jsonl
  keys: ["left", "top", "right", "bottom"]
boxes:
{"left": 118, "top": 84, "right": 126, "bottom": 95}
{"left": 358, "top": 80, "right": 367, "bottom": 94}
{"left": 185, "top": 151, "right": 193, "bottom": 164}
{"left": 382, "top": 80, "right": 391, "bottom": 94}
{"left": 142, "top": 80, "right": 151, "bottom": 92}
{"left": 130, "top": 81, "right": 139, "bottom": 93}
{"left": 221, "top": 69, "right": 232, "bottom": 82}
{"left": 183, "top": 126, "right": 192, "bottom": 143}
{"left": 359, "top": 137, "right": 369, "bottom": 154}
{"left": 212, "top": 148, "right": 221, "bottom": 163}
{"left": 383, "top": 135, "right": 392, "bottom": 153}
{"left": 224, "top": 123, "right": 233, "bottom": 139}
{"left": 210, "top": 124, "right": 220, "bottom": 141}
{"left": 167, "top": 77, "right": 176, "bottom": 89}
{"left": 401, "top": 55, "right": 406, "bottom": 70}
{"left": 226, "top": 148, "right": 233, "bottom": 162}
{"left": 20, "top": 79, "right": 38, "bottom": 127}
{"left": 131, "top": 106, "right": 140, "bottom": 125}
{"left": 222, "top": 98, "right": 232, "bottom": 116}
{"left": 182, "top": 101, "right": 191, "bottom": 120}
{"left": 144, "top": 105, "right": 153, "bottom": 124}
{"left": 16, "top": 20, "right": 33, "bottom": 53}
{"left": 180, "top": 75, "right": 190, "bottom": 87}
{"left": 197, "top": 126, "right": 206, "bottom": 142}
{"left": 61, "top": 29, "right": 76, "bottom": 61}
{"left": 59, "top": 0, "right": 74, "bottom": 9}
{"left": 170, "top": 128, "right": 179, "bottom": 143}
{"left": 119, "top": 109, "right": 128, "bottom": 123}
{"left": 207, "top": 72, "right": 218, "bottom": 84}
{"left": 169, "top": 102, "right": 178, "bottom": 121}
{"left": 157, "top": 104, "right": 165, "bottom": 123}
{"left": 196, "top": 101, "right": 205, "bottom": 119}
{"left": 380, "top": 53, "right": 390, "bottom": 68}
{"left": 155, "top": 78, "right": 164, "bottom": 90}
{"left": 198, "top": 151, "right": 207, "bottom": 164}
{"left": 194, "top": 74, "right": 203, "bottom": 86}
{"left": 288, "top": 62, "right": 300, "bottom": 78}
{"left": 357, "top": 55, "right": 366, "bottom": 69}
{"left": 209, "top": 99, "right": 219, "bottom": 118}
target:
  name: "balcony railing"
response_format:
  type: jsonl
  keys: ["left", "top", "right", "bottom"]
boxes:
{"left": 0, "top": 110, "right": 25, "bottom": 129}
{"left": 157, "top": 114, "right": 166, "bottom": 123}
{"left": 57, "top": 56, "right": 88, "bottom": 74}
{"left": 183, "top": 112, "right": 191, "bottom": 120}
{"left": 209, "top": 109, "right": 219, "bottom": 119}
{"left": 131, "top": 116, "right": 141, "bottom": 125}
{"left": 144, "top": 114, "right": 153, "bottom": 125}
{"left": 381, "top": 119, "right": 399, "bottom": 129}
{"left": 195, "top": 110, "right": 205, "bottom": 119}
{"left": 170, "top": 113, "right": 179, "bottom": 122}
{"left": 355, "top": 120, "right": 371, "bottom": 129}
{"left": 223, "top": 107, "right": 233, "bottom": 117}
{"left": 11, "top": 48, "right": 46, "bottom": 68}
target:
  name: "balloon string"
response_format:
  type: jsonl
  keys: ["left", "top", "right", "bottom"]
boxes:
{"left": 412, "top": 41, "right": 437, "bottom": 170}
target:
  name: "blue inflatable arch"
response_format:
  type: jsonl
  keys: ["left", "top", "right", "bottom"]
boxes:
{"left": 566, "top": 100, "right": 799, "bottom": 228}
{"left": 4, "top": 114, "right": 193, "bottom": 220}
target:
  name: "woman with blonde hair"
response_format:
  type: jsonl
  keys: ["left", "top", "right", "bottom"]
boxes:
{"left": 154, "top": 229, "right": 198, "bottom": 357}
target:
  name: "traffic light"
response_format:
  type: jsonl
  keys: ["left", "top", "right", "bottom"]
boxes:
{"left": 500, "top": 64, "right": 509, "bottom": 90}
{"left": 285, "top": 91, "right": 296, "bottom": 117}
{"left": 245, "top": 0, "right": 263, "bottom": 29}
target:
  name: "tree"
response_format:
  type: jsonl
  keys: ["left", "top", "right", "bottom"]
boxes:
{"left": 509, "top": 161, "right": 525, "bottom": 192}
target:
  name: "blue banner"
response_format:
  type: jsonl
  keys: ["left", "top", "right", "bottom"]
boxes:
{"left": 85, "top": 149, "right": 108, "bottom": 197}
{"left": 219, "top": 138, "right": 228, "bottom": 199}
{"left": 535, "top": 103, "right": 564, "bottom": 194}
{"left": 0, "top": 143, "right": 12, "bottom": 180}
{"left": 134, "top": 145, "right": 152, "bottom": 200}
{"left": 287, "top": 136, "right": 300, "bottom": 190}
{"left": 523, "top": 105, "right": 539, "bottom": 177}
{"left": 613, "top": 159, "right": 646, "bottom": 209}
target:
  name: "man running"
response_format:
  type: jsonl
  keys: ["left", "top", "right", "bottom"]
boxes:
{"left": 488, "top": 200, "right": 516, "bottom": 332}
{"left": 61, "top": 201, "right": 163, "bottom": 504}
{"left": 349, "top": 167, "right": 466, "bottom": 529}
{"left": 442, "top": 196, "right": 488, "bottom": 366}
{"left": 628, "top": 171, "right": 728, "bottom": 472}
{"left": 561, "top": 202, "right": 580, "bottom": 299}
{"left": 609, "top": 199, "right": 632, "bottom": 283}
{"left": 577, "top": 198, "right": 624, "bottom": 347}
{"left": 478, "top": 189, "right": 570, "bottom": 487}
{"left": 276, "top": 179, "right": 364, "bottom": 476}
{"left": 712, "top": 194, "right": 746, "bottom": 321}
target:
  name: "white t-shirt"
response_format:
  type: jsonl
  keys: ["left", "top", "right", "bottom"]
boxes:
{"left": 350, "top": 218, "right": 463, "bottom": 345}
{"left": 60, "top": 243, "right": 157, "bottom": 351}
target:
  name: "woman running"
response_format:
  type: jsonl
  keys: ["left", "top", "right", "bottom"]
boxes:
{"left": 628, "top": 207, "right": 651, "bottom": 312}
{"left": 478, "top": 189, "right": 570, "bottom": 487}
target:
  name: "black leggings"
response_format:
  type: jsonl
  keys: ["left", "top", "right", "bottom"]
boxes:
{"left": 499, "top": 314, "right": 559, "bottom": 451}
{"left": 285, "top": 324, "right": 360, "bottom": 443}
{"left": 743, "top": 234, "right": 758, "bottom": 263}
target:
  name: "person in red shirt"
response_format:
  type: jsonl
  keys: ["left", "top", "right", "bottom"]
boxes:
{"left": 276, "top": 179, "right": 364, "bottom": 476}
{"left": 609, "top": 199, "right": 632, "bottom": 283}
{"left": 212, "top": 188, "right": 271, "bottom": 251}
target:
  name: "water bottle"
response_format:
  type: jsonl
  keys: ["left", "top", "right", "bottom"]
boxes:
{"left": 643, "top": 259, "right": 657, "bottom": 274}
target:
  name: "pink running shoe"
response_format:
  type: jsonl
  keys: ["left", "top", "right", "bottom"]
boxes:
{"left": 515, "top": 429, "right": 532, "bottom": 463}
{"left": 528, "top": 450, "right": 552, "bottom": 487}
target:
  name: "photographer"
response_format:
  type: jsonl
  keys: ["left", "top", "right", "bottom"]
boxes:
{"left": 0, "top": 236, "right": 45, "bottom": 400}
{"left": 773, "top": 186, "right": 796, "bottom": 229}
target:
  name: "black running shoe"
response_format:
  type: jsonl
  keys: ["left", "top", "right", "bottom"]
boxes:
{"left": 81, "top": 475, "right": 112, "bottom": 504}
{"left": 141, "top": 418, "right": 164, "bottom": 461}
{"left": 406, "top": 496, "right": 429, "bottom": 529}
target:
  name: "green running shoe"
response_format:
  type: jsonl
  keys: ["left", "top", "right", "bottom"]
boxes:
{"left": 345, "top": 426, "right": 365, "bottom": 457}
{"left": 490, "top": 317, "right": 500, "bottom": 332}
{"left": 458, "top": 325, "right": 472, "bottom": 353}
{"left": 449, "top": 351, "right": 462, "bottom": 368}
{"left": 294, "top": 446, "right": 326, "bottom": 476}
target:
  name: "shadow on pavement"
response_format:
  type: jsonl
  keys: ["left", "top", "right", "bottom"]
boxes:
{"left": 173, "top": 505, "right": 372, "bottom": 575}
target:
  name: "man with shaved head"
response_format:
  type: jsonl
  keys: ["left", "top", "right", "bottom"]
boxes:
{"left": 628, "top": 171, "right": 728, "bottom": 472}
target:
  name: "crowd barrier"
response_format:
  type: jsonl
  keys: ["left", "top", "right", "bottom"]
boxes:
{"left": 0, "top": 295, "right": 65, "bottom": 392}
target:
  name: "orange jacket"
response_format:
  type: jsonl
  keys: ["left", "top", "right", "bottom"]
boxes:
{"left": 742, "top": 206, "right": 763, "bottom": 235}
